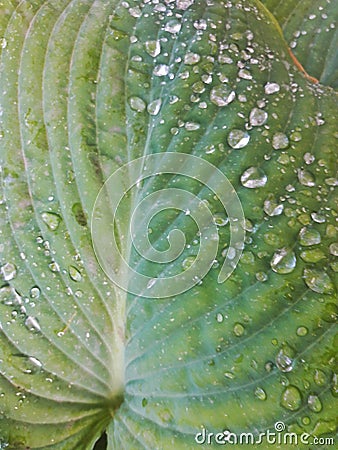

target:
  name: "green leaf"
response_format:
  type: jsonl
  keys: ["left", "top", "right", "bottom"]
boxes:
{"left": 261, "top": 0, "right": 338, "bottom": 87}
{"left": 0, "top": 1, "right": 337, "bottom": 449}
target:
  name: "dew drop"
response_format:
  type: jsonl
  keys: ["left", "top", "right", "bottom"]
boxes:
{"left": 25, "top": 316, "right": 41, "bottom": 333}
{"left": 11, "top": 354, "right": 43, "bottom": 374}
{"left": 241, "top": 167, "right": 267, "bottom": 188}
{"left": 238, "top": 68, "right": 252, "bottom": 80}
{"left": 329, "top": 243, "right": 338, "bottom": 256}
{"left": 0, "top": 285, "right": 22, "bottom": 306}
{"left": 249, "top": 107, "right": 268, "bottom": 126}
{"left": 303, "top": 268, "right": 334, "bottom": 294}
{"left": 227, "top": 129, "right": 250, "bottom": 149}
{"left": 307, "top": 394, "right": 322, "bottom": 413}
{"left": 213, "top": 213, "right": 228, "bottom": 226}
{"left": 300, "top": 249, "right": 325, "bottom": 263}
{"left": 182, "top": 256, "right": 195, "bottom": 270}
{"left": 0, "top": 37, "right": 7, "bottom": 49}
{"left": 145, "top": 40, "right": 161, "bottom": 57}
{"left": 184, "top": 52, "right": 200, "bottom": 65}
{"left": 233, "top": 322, "right": 245, "bottom": 337}
{"left": 280, "top": 385, "right": 302, "bottom": 411}
{"left": 153, "top": 64, "right": 169, "bottom": 77}
{"left": 298, "top": 169, "right": 315, "bottom": 187}
{"left": 255, "top": 271, "right": 268, "bottom": 282}
{"left": 69, "top": 266, "right": 82, "bottom": 282}
{"left": 176, "top": 0, "right": 194, "bottom": 10}
{"left": 216, "top": 312, "right": 224, "bottom": 323}
{"left": 299, "top": 227, "right": 321, "bottom": 246}
{"left": 185, "top": 122, "right": 200, "bottom": 131}
{"left": 263, "top": 194, "right": 284, "bottom": 216}
{"left": 210, "top": 86, "right": 236, "bottom": 107}
{"left": 29, "top": 286, "right": 40, "bottom": 299}
{"left": 254, "top": 386, "right": 267, "bottom": 400}
{"left": 147, "top": 99, "right": 162, "bottom": 116}
{"left": 271, "top": 248, "right": 296, "bottom": 274}
{"left": 0, "top": 262, "right": 17, "bottom": 281}
{"left": 129, "top": 96, "right": 146, "bottom": 112}
{"left": 296, "top": 326, "right": 308, "bottom": 337}
{"left": 276, "top": 343, "right": 295, "bottom": 372}
{"left": 264, "top": 82, "right": 280, "bottom": 94}
{"left": 313, "top": 369, "right": 326, "bottom": 386}
{"left": 41, "top": 212, "right": 62, "bottom": 231}
{"left": 272, "top": 132, "right": 289, "bottom": 150}
{"left": 165, "top": 20, "right": 181, "bottom": 34}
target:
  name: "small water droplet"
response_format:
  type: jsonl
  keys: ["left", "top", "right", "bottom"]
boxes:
{"left": 48, "top": 261, "right": 60, "bottom": 272}
{"left": 249, "top": 108, "right": 268, "bottom": 126}
{"left": 263, "top": 194, "right": 284, "bottom": 216}
{"left": 280, "top": 385, "right": 302, "bottom": 411}
{"left": 238, "top": 68, "right": 252, "bottom": 80}
{"left": 216, "top": 312, "right": 224, "bottom": 323}
{"left": 147, "top": 98, "right": 162, "bottom": 116}
{"left": 176, "top": 0, "right": 194, "bottom": 10}
{"left": 227, "top": 129, "right": 250, "bottom": 149}
{"left": 11, "top": 354, "right": 43, "bottom": 374}
{"left": 329, "top": 242, "right": 338, "bottom": 256}
{"left": 255, "top": 271, "right": 268, "bottom": 282}
{"left": 321, "top": 303, "right": 337, "bottom": 323}
{"left": 25, "top": 316, "right": 41, "bottom": 333}
{"left": 165, "top": 20, "right": 181, "bottom": 34}
{"left": 41, "top": 212, "right": 62, "bottom": 231}
{"left": 129, "top": 96, "right": 146, "bottom": 112}
{"left": 184, "top": 52, "right": 200, "bottom": 65}
{"left": 299, "top": 227, "right": 321, "bottom": 246}
{"left": 241, "top": 167, "right": 267, "bottom": 188}
{"left": 0, "top": 37, "right": 7, "bottom": 49}
{"left": 210, "top": 85, "right": 235, "bottom": 107}
{"left": 254, "top": 386, "right": 267, "bottom": 400}
{"left": 264, "top": 82, "right": 280, "bottom": 94}
{"left": 298, "top": 169, "right": 315, "bottom": 187}
{"left": 0, "top": 262, "right": 17, "bottom": 281}
{"left": 0, "top": 285, "right": 22, "bottom": 306}
{"left": 296, "top": 326, "right": 308, "bottom": 337}
{"left": 182, "top": 256, "right": 195, "bottom": 270}
{"left": 145, "top": 40, "right": 161, "bottom": 57}
{"left": 69, "top": 266, "right": 82, "bottom": 282}
{"left": 185, "top": 122, "right": 200, "bottom": 131}
{"left": 29, "top": 287, "right": 40, "bottom": 299}
{"left": 233, "top": 322, "right": 244, "bottom": 337}
{"left": 313, "top": 369, "right": 326, "bottom": 386}
{"left": 276, "top": 343, "right": 295, "bottom": 372}
{"left": 213, "top": 213, "right": 228, "bottom": 226}
{"left": 272, "top": 132, "right": 289, "bottom": 150}
{"left": 153, "top": 64, "right": 169, "bottom": 77}
{"left": 300, "top": 249, "right": 325, "bottom": 263}
{"left": 271, "top": 248, "right": 296, "bottom": 274}
{"left": 303, "top": 268, "right": 334, "bottom": 294}
{"left": 307, "top": 394, "right": 322, "bottom": 413}
{"left": 224, "top": 371, "right": 235, "bottom": 379}
{"left": 290, "top": 131, "right": 302, "bottom": 142}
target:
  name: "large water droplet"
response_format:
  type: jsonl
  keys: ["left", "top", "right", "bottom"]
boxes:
{"left": 300, "top": 249, "right": 325, "bottom": 263}
{"left": 272, "top": 132, "right": 289, "bottom": 150}
{"left": 129, "top": 96, "right": 146, "bottom": 112}
{"left": 254, "top": 386, "right": 267, "bottom": 400}
{"left": 276, "top": 343, "right": 295, "bottom": 372}
{"left": 41, "top": 212, "right": 62, "bottom": 231}
{"left": 303, "top": 268, "right": 334, "bottom": 294}
{"left": 0, "top": 262, "right": 17, "bottom": 281}
{"left": 280, "top": 385, "right": 302, "bottom": 411}
{"left": 147, "top": 99, "right": 162, "bottom": 116}
{"left": 299, "top": 227, "right": 321, "bottom": 246}
{"left": 11, "top": 354, "right": 43, "bottom": 374}
{"left": 165, "top": 20, "right": 182, "bottom": 34}
{"left": 227, "top": 129, "right": 250, "bottom": 148}
{"left": 249, "top": 108, "right": 268, "bottom": 126}
{"left": 298, "top": 169, "right": 315, "bottom": 187}
{"left": 307, "top": 394, "right": 322, "bottom": 413}
{"left": 145, "top": 40, "right": 161, "bottom": 57}
{"left": 329, "top": 243, "right": 338, "bottom": 256}
{"left": 210, "top": 85, "right": 235, "bottom": 107}
{"left": 233, "top": 322, "right": 245, "bottom": 337}
{"left": 0, "top": 285, "right": 22, "bottom": 306}
{"left": 176, "top": 0, "right": 194, "bottom": 10}
{"left": 264, "top": 82, "right": 280, "bottom": 94}
{"left": 69, "top": 266, "right": 82, "bottom": 282}
{"left": 263, "top": 194, "right": 284, "bottom": 216}
{"left": 25, "top": 316, "right": 41, "bottom": 333}
{"left": 29, "top": 286, "right": 40, "bottom": 299}
{"left": 271, "top": 248, "right": 296, "bottom": 274}
{"left": 184, "top": 52, "right": 200, "bottom": 65}
{"left": 241, "top": 167, "right": 267, "bottom": 188}
{"left": 153, "top": 64, "right": 169, "bottom": 76}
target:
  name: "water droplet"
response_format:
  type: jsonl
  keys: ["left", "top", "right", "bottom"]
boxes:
{"left": 11, "top": 354, "right": 43, "bottom": 374}
{"left": 312, "top": 419, "right": 336, "bottom": 436}
{"left": 182, "top": 256, "right": 195, "bottom": 270}
{"left": 165, "top": 20, "right": 181, "bottom": 34}
{"left": 298, "top": 169, "right": 315, "bottom": 187}
{"left": 48, "top": 261, "right": 60, "bottom": 272}
{"left": 296, "top": 326, "right": 308, "bottom": 337}
{"left": 25, "top": 316, "right": 41, "bottom": 333}
{"left": 263, "top": 194, "right": 284, "bottom": 216}
{"left": 41, "top": 212, "right": 62, "bottom": 231}
{"left": 69, "top": 266, "right": 82, "bottom": 282}
{"left": 153, "top": 64, "right": 169, "bottom": 77}
{"left": 0, "top": 262, "right": 17, "bottom": 281}
{"left": 303, "top": 268, "right": 334, "bottom": 294}
{"left": 233, "top": 322, "right": 244, "bottom": 337}
{"left": 311, "top": 212, "right": 325, "bottom": 223}
{"left": 216, "top": 313, "right": 224, "bottom": 323}
{"left": 185, "top": 122, "right": 200, "bottom": 131}
{"left": 213, "top": 213, "right": 228, "bottom": 226}
{"left": 290, "top": 131, "right": 302, "bottom": 141}
{"left": 331, "top": 373, "right": 338, "bottom": 397}
{"left": 227, "top": 129, "right": 250, "bottom": 149}
{"left": 264, "top": 82, "right": 280, "bottom": 94}
{"left": 299, "top": 227, "right": 321, "bottom": 246}
{"left": 238, "top": 68, "right": 252, "bottom": 80}
{"left": 300, "top": 249, "right": 326, "bottom": 263}
{"left": 272, "top": 132, "right": 289, "bottom": 150}
{"left": 0, "top": 285, "right": 22, "bottom": 306}
{"left": 0, "top": 37, "right": 7, "bottom": 49}
{"left": 307, "top": 394, "right": 322, "bottom": 413}
{"left": 176, "top": 0, "right": 194, "bottom": 10}
{"left": 184, "top": 52, "right": 200, "bottom": 65}
{"left": 276, "top": 343, "right": 295, "bottom": 372}
{"left": 313, "top": 369, "right": 326, "bottom": 386}
{"left": 254, "top": 387, "right": 267, "bottom": 400}
{"left": 29, "top": 286, "right": 40, "bottom": 299}
{"left": 271, "top": 248, "right": 296, "bottom": 274}
{"left": 249, "top": 108, "right": 268, "bottom": 126}
{"left": 241, "top": 167, "right": 267, "bottom": 188}
{"left": 129, "top": 6, "right": 141, "bottom": 17}
{"left": 145, "top": 40, "right": 161, "bottom": 57}
{"left": 129, "top": 96, "right": 146, "bottom": 112}
{"left": 147, "top": 99, "right": 162, "bottom": 116}
{"left": 280, "top": 385, "right": 302, "bottom": 411}
{"left": 224, "top": 371, "right": 235, "bottom": 379}
{"left": 321, "top": 303, "right": 337, "bottom": 323}
{"left": 240, "top": 251, "right": 255, "bottom": 265}
{"left": 255, "top": 271, "right": 268, "bottom": 282}
{"left": 210, "top": 86, "right": 236, "bottom": 107}
{"left": 329, "top": 243, "right": 338, "bottom": 256}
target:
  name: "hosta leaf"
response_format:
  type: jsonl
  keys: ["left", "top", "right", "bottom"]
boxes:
{"left": 261, "top": 0, "right": 338, "bottom": 87}
{"left": 0, "top": 1, "right": 337, "bottom": 449}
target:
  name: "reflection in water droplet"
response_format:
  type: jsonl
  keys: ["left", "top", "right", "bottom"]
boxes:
{"left": 307, "top": 394, "right": 322, "bottom": 413}
{"left": 303, "top": 268, "right": 334, "bottom": 294}
{"left": 313, "top": 369, "right": 326, "bottom": 386}
{"left": 41, "top": 212, "right": 62, "bottom": 231}
{"left": 1, "top": 262, "right": 17, "bottom": 281}
{"left": 25, "top": 316, "right": 41, "bottom": 333}
{"left": 271, "top": 248, "right": 296, "bottom": 274}
{"left": 280, "top": 385, "right": 302, "bottom": 411}
{"left": 254, "top": 386, "right": 267, "bottom": 400}
{"left": 185, "top": 122, "right": 200, "bottom": 131}
{"left": 210, "top": 86, "right": 235, "bottom": 107}
{"left": 227, "top": 129, "right": 250, "bottom": 149}
{"left": 299, "top": 227, "right": 321, "bottom": 246}
{"left": 272, "top": 132, "right": 289, "bottom": 150}
{"left": 249, "top": 108, "right": 268, "bottom": 126}
{"left": 165, "top": 20, "right": 181, "bottom": 34}
{"left": 241, "top": 167, "right": 267, "bottom": 188}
